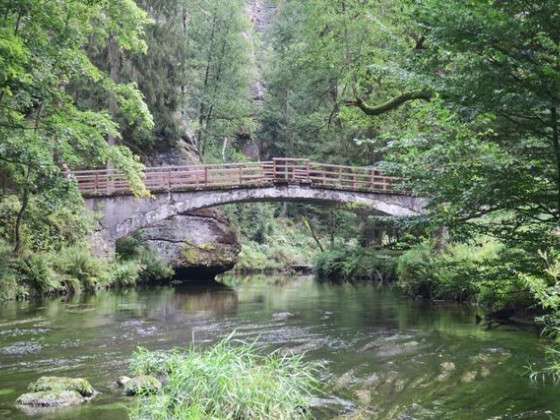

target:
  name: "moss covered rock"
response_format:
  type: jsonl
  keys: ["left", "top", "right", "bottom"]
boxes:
{"left": 133, "top": 208, "right": 240, "bottom": 279}
{"left": 28, "top": 376, "right": 95, "bottom": 397}
{"left": 16, "top": 390, "right": 84, "bottom": 408}
{"left": 124, "top": 375, "right": 162, "bottom": 396}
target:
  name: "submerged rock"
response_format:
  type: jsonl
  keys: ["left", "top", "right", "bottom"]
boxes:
{"left": 440, "top": 361, "right": 456, "bottom": 372}
{"left": 354, "top": 389, "right": 371, "bottom": 406}
{"left": 123, "top": 375, "right": 162, "bottom": 396}
{"left": 480, "top": 366, "right": 491, "bottom": 378}
{"left": 335, "top": 369, "right": 357, "bottom": 390}
{"left": 437, "top": 361, "right": 456, "bottom": 382}
{"left": 17, "top": 376, "right": 96, "bottom": 409}
{"left": 461, "top": 371, "right": 478, "bottom": 383}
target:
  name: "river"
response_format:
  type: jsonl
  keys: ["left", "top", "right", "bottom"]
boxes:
{"left": 0, "top": 274, "right": 556, "bottom": 419}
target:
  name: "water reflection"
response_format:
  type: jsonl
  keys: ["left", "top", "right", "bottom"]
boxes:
{"left": 0, "top": 275, "right": 557, "bottom": 419}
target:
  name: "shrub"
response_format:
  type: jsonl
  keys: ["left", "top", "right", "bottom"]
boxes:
{"left": 129, "top": 337, "right": 320, "bottom": 420}
{"left": 396, "top": 239, "right": 532, "bottom": 306}
{"left": 396, "top": 243, "right": 439, "bottom": 299}
{"left": 116, "top": 235, "right": 174, "bottom": 283}
{"left": 110, "top": 260, "right": 142, "bottom": 288}
{"left": 136, "top": 248, "right": 174, "bottom": 283}
{"left": 13, "top": 253, "right": 62, "bottom": 295}
{"left": 52, "top": 246, "right": 111, "bottom": 291}
{"left": 315, "top": 247, "right": 398, "bottom": 283}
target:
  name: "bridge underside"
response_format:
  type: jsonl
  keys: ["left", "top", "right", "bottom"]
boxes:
{"left": 85, "top": 185, "right": 427, "bottom": 256}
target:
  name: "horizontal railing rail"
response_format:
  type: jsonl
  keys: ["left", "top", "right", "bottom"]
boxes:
{"left": 72, "top": 158, "right": 402, "bottom": 197}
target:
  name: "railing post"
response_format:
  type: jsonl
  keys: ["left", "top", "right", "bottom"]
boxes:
{"left": 352, "top": 172, "right": 356, "bottom": 190}
{"left": 239, "top": 166, "right": 242, "bottom": 186}
{"left": 338, "top": 167, "right": 342, "bottom": 188}
{"left": 204, "top": 166, "right": 208, "bottom": 186}
{"left": 305, "top": 159, "right": 310, "bottom": 184}
{"left": 94, "top": 173, "right": 99, "bottom": 194}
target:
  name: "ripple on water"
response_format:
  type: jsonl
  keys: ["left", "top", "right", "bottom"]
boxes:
{"left": 0, "top": 341, "right": 43, "bottom": 356}
{"left": 0, "top": 327, "right": 49, "bottom": 338}
{"left": 0, "top": 317, "right": 45, "bottom": 328}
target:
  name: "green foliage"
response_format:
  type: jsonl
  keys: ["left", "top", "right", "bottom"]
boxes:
{"left": 227, "top": 204, "right": 320, "bottom": 272}
{"left": 0, "top": 0, "right": 154, "bottom": 258}
{"left": 52, "top": 246, "right": 111, "bottom": 291}
{"left": 260, "top": 0, "right": 415, "bottom": 163}
{"left": 520, "top": 252, "right": 560, "bottom": 383}
{"left": 13, "top": 253, "right": 61, "bottom": 295}
{"left": 115, "top": 234, "right": 174, "bottom": 283}
{"left": 381, "top": 0, "right": 560, "bottom": 251}
{"left": 110, "top": 260, "right": 142, "bottom": 288}
{"left": 129, "top": 337, "right": 320, "bottom": 420}
{"left": 0, "top": 240, "right": 172, "bottom": 298}
{"left": 315, "top": 247, "right": 398, "bottom": 283}
{"left": 0, "top": 239, "right": 26, "bottom": 300}
{"left": 396, "top": 240, "right": 538, "bottom": 309}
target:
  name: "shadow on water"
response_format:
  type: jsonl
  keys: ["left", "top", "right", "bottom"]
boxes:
{"left": 0, "top": 274, "right": 557, "bottom": 419}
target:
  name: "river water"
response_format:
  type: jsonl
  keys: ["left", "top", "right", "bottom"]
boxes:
{"left": 0, "top": 274, "right": 557, "bottom": 419}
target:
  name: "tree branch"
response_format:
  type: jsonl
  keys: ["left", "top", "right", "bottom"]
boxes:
{"left": 346, "top": 90, "right": 433, "bottom": 116}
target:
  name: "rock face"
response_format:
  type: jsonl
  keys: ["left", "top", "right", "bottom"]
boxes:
{"left": 137, "top": 208, "right": 240, "bottom": 278}
{"left": 141, "top": 139, "right": 241, "bottom": 278}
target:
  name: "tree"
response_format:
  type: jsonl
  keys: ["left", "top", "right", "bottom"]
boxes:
{"left": 380, "top": 0, "right": 560, "bottom": 250}
{"left": 0, "top": 0, "right": 152, "bottom": 253}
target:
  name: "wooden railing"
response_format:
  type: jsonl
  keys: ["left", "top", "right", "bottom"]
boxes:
{"left": 73, "top": 158, "right": 401, "bottom": 197}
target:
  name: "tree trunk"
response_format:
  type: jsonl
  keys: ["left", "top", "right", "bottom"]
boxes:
{"left": 551, "top": 106, "right": 560, "bottom": 217}
{"left": 304, "top": 217, "right": 325, "bottom": 252}
{"left": 107, "top": 34, "right": 120, "bottom": 147}
{"left": 13, "top": 166, "right": 31, "bottom": 254}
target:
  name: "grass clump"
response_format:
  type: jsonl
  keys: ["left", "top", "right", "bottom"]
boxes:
{"left": 129, "top": 337, "right": 320, "bottom": 420}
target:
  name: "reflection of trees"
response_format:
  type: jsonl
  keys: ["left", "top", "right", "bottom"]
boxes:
{"left": 218, "top": 273, "right": 300, "bottom": 288}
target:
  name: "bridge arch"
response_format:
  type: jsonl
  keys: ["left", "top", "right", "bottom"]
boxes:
{"left": 86, "top": 184, "right": 427, "bottom": 245}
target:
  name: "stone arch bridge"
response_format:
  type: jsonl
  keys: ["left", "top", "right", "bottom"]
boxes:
{"left": 75, "top": 158, "right": 427, "bottom": 256}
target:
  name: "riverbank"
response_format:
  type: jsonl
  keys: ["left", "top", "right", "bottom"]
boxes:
{"left": 312, "top": 239, "right": 551, "bottom": 328}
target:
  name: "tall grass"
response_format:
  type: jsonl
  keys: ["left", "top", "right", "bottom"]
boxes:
{"left": 129, "top": 337, "right": 321, "bottom": 420}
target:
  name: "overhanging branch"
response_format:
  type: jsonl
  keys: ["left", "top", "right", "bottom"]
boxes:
{"left": 346, "top": 89, "right": 433, "bottom": 116}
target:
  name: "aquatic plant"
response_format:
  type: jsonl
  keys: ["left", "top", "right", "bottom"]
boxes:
{"left": 129, "top": 337, "right": 321, "bottom": 419}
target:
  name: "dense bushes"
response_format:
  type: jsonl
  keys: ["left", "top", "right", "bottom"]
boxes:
{"left": 129, "top": 337, "right": 320, "bottom": 419}
{"left": 0, "top": 235, "right": 174, "bottom": 301}
{"left": 396, "top": 240, "right": 538, "bottom": 311}
{"left": 315, "top": 247, "right": 398, "bottom": 283}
